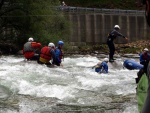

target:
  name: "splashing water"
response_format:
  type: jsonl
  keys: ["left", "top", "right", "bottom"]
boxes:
{"left": 0, "top": 55, "right": 138, "bottom": 113}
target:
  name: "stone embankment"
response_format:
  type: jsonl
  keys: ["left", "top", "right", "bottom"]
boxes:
{"left": 0, "top": 40, "right": 150, "bottom": 58}
{"left": 65, "top": 40, "right": 150, "bottom": 58}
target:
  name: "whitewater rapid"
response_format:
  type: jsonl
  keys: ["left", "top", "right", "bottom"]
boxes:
{"left": 0, "top": 55, "right": 138, "bottom": 113}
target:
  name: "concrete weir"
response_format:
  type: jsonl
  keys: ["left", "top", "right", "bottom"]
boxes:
{"left": 62, "top": 7, "right": 149, "bottom": 45}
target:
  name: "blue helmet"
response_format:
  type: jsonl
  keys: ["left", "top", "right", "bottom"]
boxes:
{"left": 58, "top": 41, "right": 64, "bottom": 46}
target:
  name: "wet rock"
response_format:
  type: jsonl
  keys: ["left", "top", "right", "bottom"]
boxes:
{"left": 123, "top": 54, "right": 140, "bottom": 58}
{"left": 17, "top": 50, "right": 23, "bottom": 55}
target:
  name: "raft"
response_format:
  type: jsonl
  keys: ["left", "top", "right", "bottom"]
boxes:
{"left": 123, "top": 59, "right": 143, "bottom": 70}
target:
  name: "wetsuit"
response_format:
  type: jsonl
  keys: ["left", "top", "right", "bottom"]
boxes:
{"left": 107, "top": 29, "right": 125, "bottom": 61}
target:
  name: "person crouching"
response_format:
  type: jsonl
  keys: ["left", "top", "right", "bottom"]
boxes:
{"left": 23, "top": 37, "right": 42, "bottom": 60}
{"left": 38, "top": 42, "right": 57, "bottom": 67}
{"left": 92, "top": 58, "right": 109, "bottom": 73}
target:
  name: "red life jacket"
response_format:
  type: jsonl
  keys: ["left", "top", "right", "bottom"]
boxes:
{"left": 23, "top": 42, "right": 42, "bottom": 59}
{"left": 59, "top": 49, "right": 63, "bottom": 59}
{"left": 40, "top": 46, "right": 52, "bottom": 60}
{"left": 142, "top": 53, "right": 149, "bottom": 60}
{"left": 31, "top": 42, "right": 42, "bottom": 48}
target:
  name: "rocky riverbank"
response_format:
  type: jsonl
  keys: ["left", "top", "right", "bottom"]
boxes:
{"left": 0, "top": 40, "right": 150, "bottom": 57}
{"left": 65, "top": 40, "right": 150, "bottom": 57}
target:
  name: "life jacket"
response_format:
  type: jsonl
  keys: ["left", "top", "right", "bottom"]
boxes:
{"left": 23, "top": 42, "right": 42, "bottom": 59}
{"left": 39, "top": 46, "right": 52, "bottom": 63}
{"left": 107, "top": 30, "right": 117, "bottom": 42}
{"left": 142, "top": 53, "right": 149, "bottom": 60}
{"left": 95, "top": 64, "right": 102, "bottom": 69}
{"left": 59, "top": 48, "right": 63, "bottom": 59}
{"left": 23, "top": 42, "right": 34, "bottom": 59}
{"left": 95, "top": 65, "right": 102, "bottom": 73}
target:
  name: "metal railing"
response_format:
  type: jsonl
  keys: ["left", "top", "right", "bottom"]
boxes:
{"left": 57, "top": 6, "right": 145, "bottom": 15}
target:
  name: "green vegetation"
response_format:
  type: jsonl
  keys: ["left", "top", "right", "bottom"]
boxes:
{"left": 64, "top": 0, "right": 144, "bottom": 10}
{"left": 0, "top": 0, "right": 146, "bottom": 54}
{"left": 120, "top": 47, "right": 140, "bottom": 54}
{"left": 0, "top": 0, "right": 70, "bottom": 49}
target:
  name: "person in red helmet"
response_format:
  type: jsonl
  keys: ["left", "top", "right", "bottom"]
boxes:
{"left": 23, "top": 37, "right": 42, "bottom": 60}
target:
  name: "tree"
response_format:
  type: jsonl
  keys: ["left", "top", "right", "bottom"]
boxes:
{"left": 0, "top": 0, "right": 70, "bottom": 48}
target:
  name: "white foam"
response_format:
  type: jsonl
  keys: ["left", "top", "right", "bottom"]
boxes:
{"left": 0, "top": 56, "right": 137, "bottom": 101}
{"left": 18, "top": 80, "right": 74, "bottom": 99}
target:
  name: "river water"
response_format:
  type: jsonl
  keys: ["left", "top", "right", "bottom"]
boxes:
{"left": 0, "top": 55, "right": 139, "bottom": 113}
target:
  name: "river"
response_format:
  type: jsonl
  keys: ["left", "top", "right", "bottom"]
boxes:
{"left": 0, "top": 55, "right": 139, "bottom": 113}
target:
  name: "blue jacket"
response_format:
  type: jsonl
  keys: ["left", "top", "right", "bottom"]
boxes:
{"left": 95, "top": 61, "right": 108, "bottom": 73}
{"left": 55, "top": 47, "right": 61, "bottom": 64}
{"left": 140, "top": 53, "right": 150, "bottom": 65}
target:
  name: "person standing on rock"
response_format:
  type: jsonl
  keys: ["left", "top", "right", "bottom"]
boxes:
{"left": 62, "top": 1, "right": 67, "bottom": 6}
{"left": 107, "top": 25, "right": 128, "bottom": 62}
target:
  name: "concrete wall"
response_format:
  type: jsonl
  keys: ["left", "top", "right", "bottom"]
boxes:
{"left": 65, "top": 12, "right": 150, "bottom": 45}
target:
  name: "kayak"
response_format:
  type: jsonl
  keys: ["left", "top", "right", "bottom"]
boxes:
{"left": 123, "top": 59, "right": 143, "bottom": 70}
{"left": 136, "top": 73, "right": 148, "bottom": 113}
